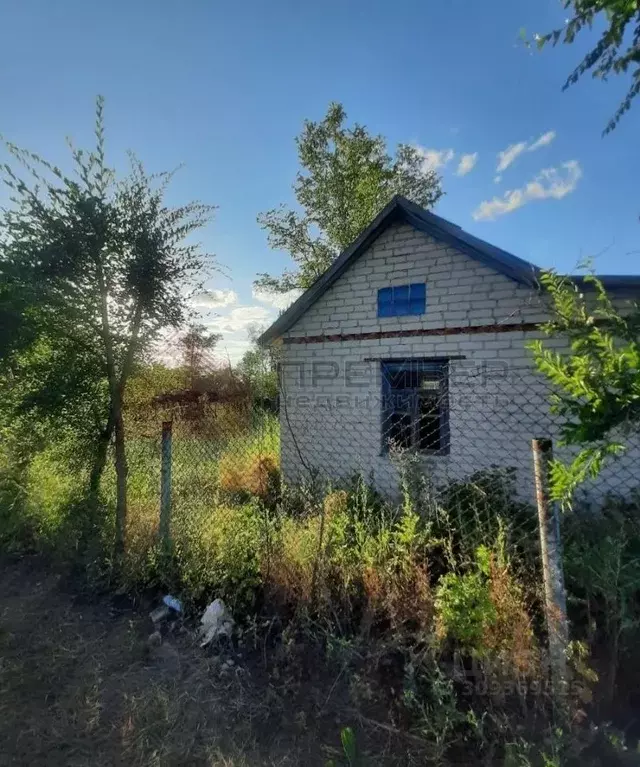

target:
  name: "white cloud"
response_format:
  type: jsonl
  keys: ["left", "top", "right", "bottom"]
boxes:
{"left": 528, "top": 130, "right": 556, "bottom": 152}
{"left": 495, "top": 130, "right": 557, "bottom": 173}
{"left": 216, "top": 334, "right": 255, "bottom": 364}
{"left": 456, "top": 153, "right": 478, "bottom": 176}
{"left": 414, "top": 146, "right": 455, "bottom": 172}
{"left": 191, "top": 288, "right": 238, "bottom": 308}
{"left": 252, "top": 286, "right": 303, "bottom": 311}
{"left": 494, "top": 175, "right": 502, "bottom": 184}
{"left": 496, "top": 141, "right": 528, "bottom": 173}
{"left": 472, "top": 160, "right": 582, "bottom": 221}
{"left": 207, "top": 305, "right": 273, "bottom": 333}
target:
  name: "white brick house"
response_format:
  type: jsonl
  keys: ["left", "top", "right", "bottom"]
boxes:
{"left": 259, "top": 197, "right": 640, "bottom": 501}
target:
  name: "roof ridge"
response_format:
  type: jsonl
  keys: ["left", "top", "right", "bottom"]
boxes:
{"left": 259, "top": 197, "right": 640, "bottom": 345}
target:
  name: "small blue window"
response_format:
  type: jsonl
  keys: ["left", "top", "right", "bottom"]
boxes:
{"left": 377, "top": 283, "right": 426, "bottom": 317}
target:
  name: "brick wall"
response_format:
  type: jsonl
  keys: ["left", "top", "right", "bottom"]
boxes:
{"left": 276, "top": 222, "right": 639, "bottom": 503}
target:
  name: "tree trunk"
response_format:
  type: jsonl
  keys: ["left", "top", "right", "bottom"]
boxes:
{"left": 96, "top": 259, "right": 144, "bottom": 564}
{"left": 112, "top": 301, "right": 144, "bottom": 560}
{"left": 112, "top": 395, "right": 127, "bottom": 559}
{"left": 88, "top": 410, "right": 115, "bottom": 504}
{"left": 96, "top": 268, "right": 128, "bottom": 563}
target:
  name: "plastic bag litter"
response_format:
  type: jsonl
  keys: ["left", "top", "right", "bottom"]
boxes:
{"left": 163, "top": 595, "right": 182, "bottom": 613}
{"left": 200, "top": 598, "right": 234, "bottom": 647}
{"left": 150, "top": 604, "right": 170, "bottom": 624}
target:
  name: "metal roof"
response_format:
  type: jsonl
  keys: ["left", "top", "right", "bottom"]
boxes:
{"left": 259, "top": 195, "right": 640, "bottom": 344}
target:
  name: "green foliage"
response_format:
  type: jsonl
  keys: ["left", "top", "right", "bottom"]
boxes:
{"left": 325, "top": 726, "right": 358, "bottom": 767}
{"left": 395, "top": 451, "right": 539, "bottom": 574}
{"left": 529, "top": 271, "right": 640, "bottom": 505}
{"left": 256, "top": 102, "right": 443, "bottom": 292}
{"left": 435, "top": 567, "right": 496, "bottom": 652}
{"left": 0, "top": 97, "right": 217, "bottom": 555}
{"left": 179, "top": 323, "right": 221, "bottom": 387}
{"left": 236, "top": 325, "right": 279, "bottom": 401}
{"left": 563, "top": 495, "right": 640, "bottom": 703}
{"left": 2, "top": 419, "right": 638, "bottom": 762}
{"left": 530, "top": 1, "right": 640, "bottom": 133}
{"left": 124, "top": 363, "right": 188, "bottom": 417}
{"left": 402, "top": 654, "right": 467, "bottom": 762}
{"left": 174, "top": 502, "right": 262, "bottom": 610}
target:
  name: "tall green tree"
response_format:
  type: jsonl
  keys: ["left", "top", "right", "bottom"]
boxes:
{"left": 0, "top": 98, "right": 216, "bottom": 556}
{"left": 256, "top": 103, "right": 443, "bottom": 292}
{"left": 237, "top": 325, "right": 279, "bottom": 401}
{"left": 180, "top": 323, "right": 222, "bottom": 387}
{"left": 529, "top": 272, "right": 640, "bottom": 504}
{"left": 533, "top": 1, "right": 640, "bottom": 133}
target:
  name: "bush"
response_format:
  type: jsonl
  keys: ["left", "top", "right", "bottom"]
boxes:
{"left": 0, "top": 427, "right": 627, "bottom": 765}
{"left": 218, "top": 415, "right": 280, "bottom": 500}
{"left": 563, "top": 494, "right": 640, "bottom": 708}
{"left": 435, "top": 538, "right": 538, "bottom": 676}
{"left": 174, "top": 502, "right": 262, "bottom": 611}
{"left": 436, "top": 569, "right": 496, "bottom": 652}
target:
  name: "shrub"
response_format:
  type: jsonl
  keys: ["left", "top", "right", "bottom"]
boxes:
{"left": 174, "top": 502, "right": 262, "bottom": 611}
{"left": 436, "top": 468, "right": 539, "bottom": 572}
{"left": 484, "top": 556, "right": 539, "bottom": 677}
{"left": 435, "top": 539, "right": 538, "bottom": 675}
{"left": 267, "top": 512, "right": 327, "bottom": 608}
{"left": 362, "top": 560, "right": 433, "bottom": 634}
{"left": 563, "top": 494, "right": 640, "bottom": 707}
{"left": 218, "top": 415, "right": 280, "bottom": 499}
{"left": 435, "top": 569, "right": 496, "bottom": 652}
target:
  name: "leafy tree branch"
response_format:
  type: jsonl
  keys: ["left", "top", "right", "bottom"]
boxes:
{"left": 0, "top": 97, "right": 217, "bottom": 558}
{"left": 529, "top": 271, "right": 640, "bottom": 504}
{"left": 256, "top": 102, "right": 443, "bottom": 292}
{"left": 531, "top": 0, "right": 640, "bottom": 133}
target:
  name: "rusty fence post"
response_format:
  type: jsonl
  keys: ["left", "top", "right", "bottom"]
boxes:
{"left": 160, "top": 420, "right": 173, "bottom": 547}
{"left": 532, "top": 438, "right": 569, "bottom": 708}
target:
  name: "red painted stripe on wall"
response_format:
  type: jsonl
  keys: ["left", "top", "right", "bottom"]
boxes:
{"left": 282, "top": 322, "right": 541, "bottom": 345}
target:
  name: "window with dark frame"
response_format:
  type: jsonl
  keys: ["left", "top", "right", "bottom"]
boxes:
{"left": 381, "top": 359, "right": 449, "bottom": 455}
{"left": 377, "top": 283, "right": 426, "bottom": 317}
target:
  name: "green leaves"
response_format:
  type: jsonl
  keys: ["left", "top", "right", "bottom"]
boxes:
{"left": 529, "top": 270, "right": 640, "bottom": 506}
{"left": 340, "top": 727, "right": 357, "bottom": 766}
{"left": 535, "top": 0, "right": 640, "bottom": 133}
{"left": 256, "top": 102, "right": 443, "bottom": 292}
{"left": 0, "top": 97, "right": 217, "bottom": 530}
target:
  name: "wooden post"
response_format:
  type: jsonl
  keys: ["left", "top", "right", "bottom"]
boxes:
{"left": 159, "top": 420, "right": 173, "bottom": 547}
{"left": 532, "top": 438, "right": 569, "bottom": 707}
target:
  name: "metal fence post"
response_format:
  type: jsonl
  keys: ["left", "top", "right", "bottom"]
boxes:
{"left": 160, "top": 420, "right": 173, "bottom": 547}
{"left": 531, "top": 438, "right": 569, "bottom": 706}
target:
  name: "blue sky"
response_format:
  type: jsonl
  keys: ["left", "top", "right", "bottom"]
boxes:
{"left": 1, "top": 0, "right": 638, "bottom": 360}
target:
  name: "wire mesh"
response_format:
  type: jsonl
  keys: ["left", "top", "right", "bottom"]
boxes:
{"left": 278, "top": 358, "right": 639, "bottom": 501}
{"left": 115, "top": 347, "right": 640, "bottom": 719}
{"left": 125, "top": 354, "right": 640, "bottom": 560}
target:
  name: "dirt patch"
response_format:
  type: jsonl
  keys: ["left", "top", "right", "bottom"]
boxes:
{"left": 0, "top": 556, "right": 421, "bottom": 766}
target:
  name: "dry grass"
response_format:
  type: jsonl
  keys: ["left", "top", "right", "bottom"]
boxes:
{"left": 219, "top": 454, "right": 279, "bottom": 499}
{"left": 0, "top": 556, "right": 430, "bottom": 767}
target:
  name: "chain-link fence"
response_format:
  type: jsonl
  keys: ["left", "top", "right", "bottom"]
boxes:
{"left": 126, "top": 358, "right": 640, "bottom": 540}
{"left": 277, "top": 358, "right": 639, "bottom": 503}
{"left": 121, "top": 355, "right": 640, "bottom": 699}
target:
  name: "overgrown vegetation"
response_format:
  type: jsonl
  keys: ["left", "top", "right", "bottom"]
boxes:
{"left": 529, "top": 271, "right": 640, "bottom": 505}
{"left": 0, "top": 98, "right": 215, "bottom": 560}
{"left": 2, "top": 102, "right": 640, "bottom": 766}
{"left": 2, "top": 398, "right": 640, "bottom": 764}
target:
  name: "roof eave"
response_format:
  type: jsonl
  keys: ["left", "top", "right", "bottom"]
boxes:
{"left": 258, "top": 195, "right": 640, "bottom": 345}
{"left": 258, "top": 197, "right": 405, "bottom": 345}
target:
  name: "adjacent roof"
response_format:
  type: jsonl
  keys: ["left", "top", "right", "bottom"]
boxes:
{"left": 259, "top": 195, "right": 640, "bottom": 344}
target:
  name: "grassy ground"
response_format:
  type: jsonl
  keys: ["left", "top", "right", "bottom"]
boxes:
{"left": 0, "top": 555, "right": 429, "bottom": 767}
